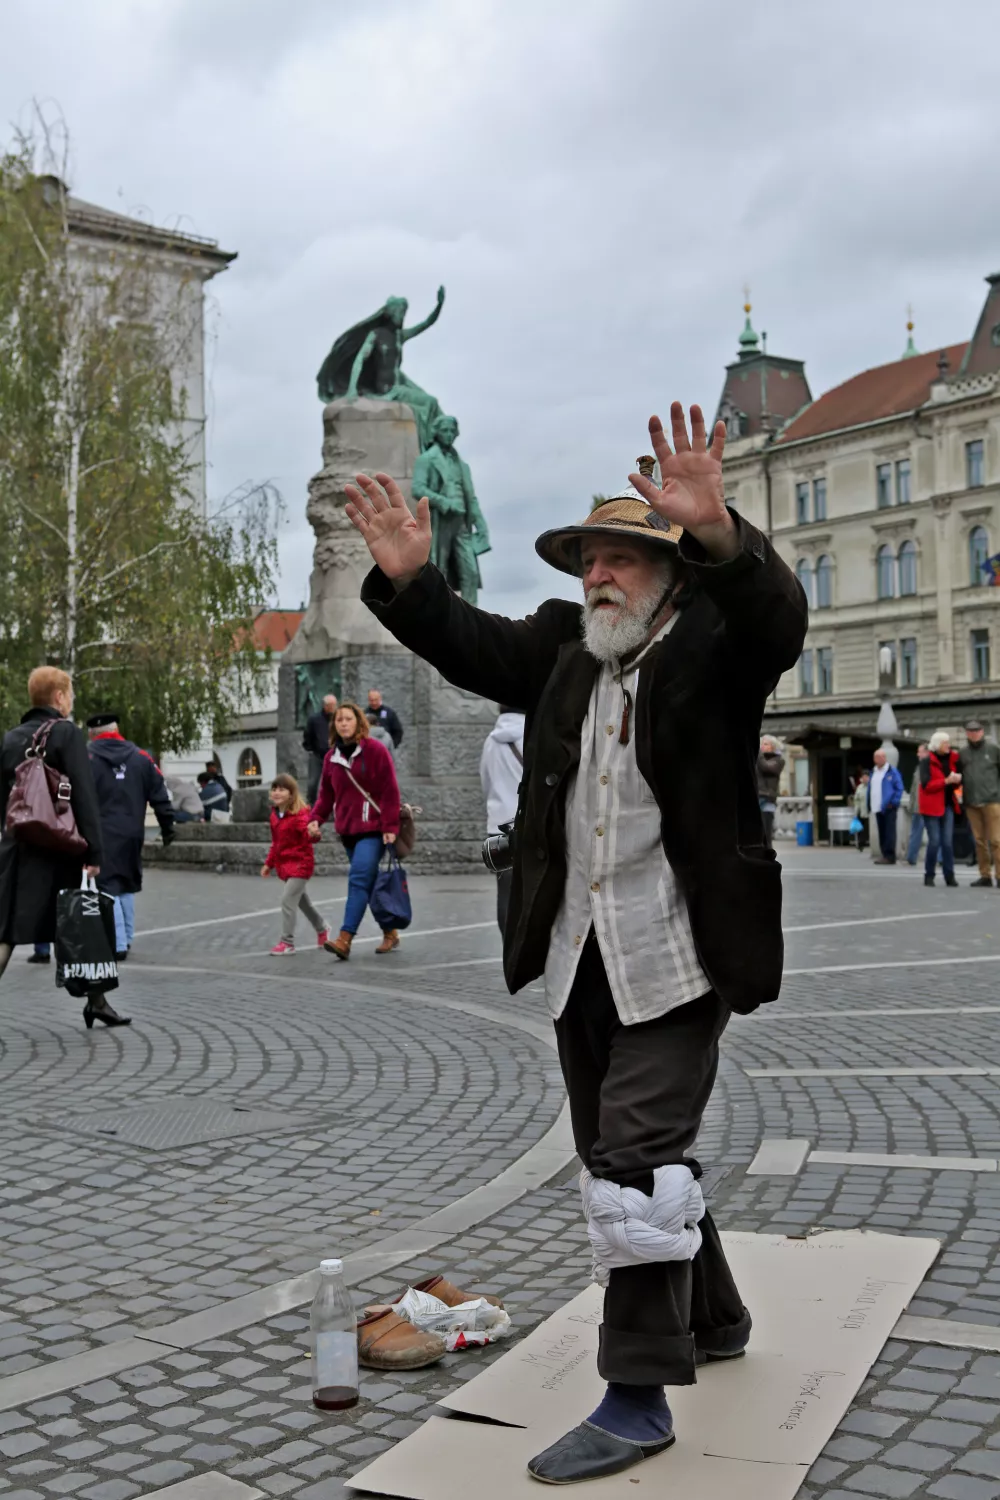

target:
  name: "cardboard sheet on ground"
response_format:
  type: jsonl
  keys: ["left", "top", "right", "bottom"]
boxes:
{"left": 347, "top": 1230, "right": 938, "bottom": 1499}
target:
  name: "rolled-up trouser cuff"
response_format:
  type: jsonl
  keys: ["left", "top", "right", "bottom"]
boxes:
{"left": 693, "top": 1303, "right": 752, "bottom": 1358}
{"left": 597, "top": 1322, "right": 697, "bottom": 1386}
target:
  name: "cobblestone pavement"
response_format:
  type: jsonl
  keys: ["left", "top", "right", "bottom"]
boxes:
{"left": 2, "top": 850, "right": 1000, "bottom": 1497}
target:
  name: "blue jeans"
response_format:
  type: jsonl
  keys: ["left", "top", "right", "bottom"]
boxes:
{"left": 907, "top": 813, "right": 925, "bottom": 864}
{"left": 924, "top": 809, "right": 955, "bottom": 880}
{"left": 111, "top": 893, "right": 135, "bottom": 951}
{"left": 342, "top": 836, "right": 384, "bottom": 935}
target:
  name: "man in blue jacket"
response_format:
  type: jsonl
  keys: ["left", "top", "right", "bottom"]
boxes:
{"left": 869, "top": 748, "right": 904, "bottom": 864}
{"left": 87, "top": 714, "right": 174, "bottom": 958}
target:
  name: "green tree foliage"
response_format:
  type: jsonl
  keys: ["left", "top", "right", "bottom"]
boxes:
{"left": 0, "top": 133, "right": 280, "bottom": 756}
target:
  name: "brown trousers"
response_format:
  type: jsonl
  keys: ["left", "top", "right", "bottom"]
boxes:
{"left": 966, "top": 803, "right": 1000, "bottom": 880}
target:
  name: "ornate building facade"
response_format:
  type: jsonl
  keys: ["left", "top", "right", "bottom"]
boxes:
{"left": 718, "top": 277, "right": 1000, "bottom": 826}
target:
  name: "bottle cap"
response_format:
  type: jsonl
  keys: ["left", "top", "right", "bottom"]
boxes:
{"left": 319, "top": 1258, "right": 343, "bottom": 1275}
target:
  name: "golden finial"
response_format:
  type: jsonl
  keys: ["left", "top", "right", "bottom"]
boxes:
{"left": 743, "top": 282, "right": 752, "bottom": 316}
{"left": 903, "top": 304, "right": 918, "bottom": 359}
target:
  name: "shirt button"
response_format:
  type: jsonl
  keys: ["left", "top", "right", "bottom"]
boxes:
{"left": 544, "top": 772, "right": 558, "bottom": 786}
{"left": 596, "top": 826, "right": 604, "bottom": 836}
{"left": 591, "top": 881, "right": 600, "bottom": 892}
{"left": 600, "top": 774, "right": 609, "bottom": 785}
{"left": 606, "top": 724, "right": 614, "bottom": 736}
{"left": 574, "top": 934, "right": 582, "bottom": 946}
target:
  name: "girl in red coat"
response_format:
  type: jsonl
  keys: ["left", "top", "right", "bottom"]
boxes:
{"left": 918, "top": 730, "right": 962, "bottom": 887}
{"left": 308, "top": 702, "right": 402, "bottom": 959}
{"left": 262, "top": 775, "right": 329, "bottom": 955}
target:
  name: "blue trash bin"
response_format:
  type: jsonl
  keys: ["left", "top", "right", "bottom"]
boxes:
{"left": 796, "top": 819, "right": 814, "bottom": 847}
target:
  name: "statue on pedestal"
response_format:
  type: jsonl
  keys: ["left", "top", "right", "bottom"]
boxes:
{"left": 316, "top": 287, "right": 446, "bottom": 449}
{"left": 412, "top": 414, "right": 490, "bottom": 605}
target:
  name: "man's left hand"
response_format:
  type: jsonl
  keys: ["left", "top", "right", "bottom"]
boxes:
{"left": 383, "top": 832, "right": 396, "bottom": 845}
{"left": 630, "top": 403, "right": 739, "bottom": 562}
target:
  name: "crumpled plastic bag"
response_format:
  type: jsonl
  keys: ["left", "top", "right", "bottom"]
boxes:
{"left": 395, "top": 1286, "right": 512, "bottom": 1351}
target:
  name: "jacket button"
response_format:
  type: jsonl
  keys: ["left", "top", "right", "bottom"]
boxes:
{"left": 545, "top": 772, "right": 558, "bottom": 786}
{"left": 536, "top": 847, "right": 546, "bottom": 860}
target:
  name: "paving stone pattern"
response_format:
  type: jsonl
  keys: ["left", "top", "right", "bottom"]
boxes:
{"left": 3, "top": 852, "right": 1000, "bottom": 1496}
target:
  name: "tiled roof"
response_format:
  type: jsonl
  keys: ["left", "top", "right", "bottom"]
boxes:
{"left": 776, "top": 341, "right": 968, "bottom": 445}
{"left": 253, "top": 611, "right": 304, "bottom": 652}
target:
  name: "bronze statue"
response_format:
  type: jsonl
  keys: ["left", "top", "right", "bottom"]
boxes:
{"left": 411, "top": 414, "right": 490, "bottom": 605}
{"left": 316, "top": 287, "right": 446, "bottom": 449}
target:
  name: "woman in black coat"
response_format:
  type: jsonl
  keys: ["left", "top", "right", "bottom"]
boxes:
{"left": 0, "top": 668, "right": 130, "bottom": 1026}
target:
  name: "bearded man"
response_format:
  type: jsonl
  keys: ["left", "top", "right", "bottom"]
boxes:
{"left": 345, "top": 404, "right": 808, "bottom": 1486}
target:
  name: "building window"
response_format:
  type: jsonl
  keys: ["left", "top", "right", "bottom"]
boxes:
{"left": 967, "top": 439, "right": 985, "bottom": 488}
{"left": 970, "top": 525, "right": 990, "bottom": 585}
{"left": 876, "top": 544, "right": 895, "bottom": 599}
{"left": 971, "top": 629, "right": 991, "bottom": 682}
{"left": 897, "top": 539, "right": 917, "bottom": 597}
{"left": 876, "top": 462, "right": 893, "bottom": 508}
{"left": 813, "top": 477, "right": 827, "bottom": 522}
{"left": 900, "top": 636, "right": 918, "bottom": 687}
{"left": 237, "top": 747, "right": 262, "bottom": 787}
{"left": 896, "top": 459, "right": 911, "bottom": 504}
{"left": 800, "top": 648, "right": 814, "bottom": 696}
{"left": 878, "top": 640, "right": 897, "bottom": 688}
{"left": 815, "top": 554, "right": 833, "bottom": 609}
{"left": 795, "top": 481, "right": 810, "bottom": 525}
{"left": 795, "top": 557, "right": 814, "bottom": 607}
{"left": 817, "top": 646, "right": 833, "bottom": 695}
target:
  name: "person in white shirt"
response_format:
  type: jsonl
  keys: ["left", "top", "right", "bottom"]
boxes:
{"left": 480, "top": 708, "right": 525, "bottom": 932}
{"left": 346, "top": 404, "right": 807, "bottom": 1485}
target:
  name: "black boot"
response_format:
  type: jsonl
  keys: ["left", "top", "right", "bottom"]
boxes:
{"left": 83, "top": 992, "right": 132, "bottom": 1028}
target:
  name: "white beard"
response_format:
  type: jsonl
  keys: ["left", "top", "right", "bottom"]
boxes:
{"left": 582, "top": 568, "right": 673, "bottom": 663}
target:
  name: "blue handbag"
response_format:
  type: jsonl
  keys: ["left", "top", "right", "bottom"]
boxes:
{"left": 369, "top": 848, "right": 413, "bottom": 931}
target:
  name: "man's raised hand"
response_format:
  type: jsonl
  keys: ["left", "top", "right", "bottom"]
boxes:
{"left": 344, "top": 472, "right": 432, "bottom": 588}
{"left": 629, "top": 402, "right": 739, "bottom": 561}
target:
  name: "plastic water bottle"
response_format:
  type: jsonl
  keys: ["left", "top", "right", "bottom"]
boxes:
{"left": 310, "top": 1258, "right": 358, "bottom": 1410}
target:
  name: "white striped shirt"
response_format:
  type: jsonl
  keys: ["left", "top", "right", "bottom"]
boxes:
{"left": 544, "top": 614, "right": 710, "bottom": 1025}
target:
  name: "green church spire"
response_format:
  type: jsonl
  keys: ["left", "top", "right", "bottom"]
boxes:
{"left": 902, "top": 304, "right": 918, "bottom": 359}
{"left": 738, "top": 285, "right": 760, "bottom": 357}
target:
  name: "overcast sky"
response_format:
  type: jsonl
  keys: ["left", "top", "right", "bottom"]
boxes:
{"left": 4, "top": 0, "right": 999, "bottom": 618}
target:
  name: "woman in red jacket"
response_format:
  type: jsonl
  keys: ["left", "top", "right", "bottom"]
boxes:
{"left": 308, "top": 702, "right": 402, "bottom": 959}
{"left": 918, "top": 730, "right": 962, "bottom": 887}
{"left": 261, "top": 775, "right": 329, "bottom": 955}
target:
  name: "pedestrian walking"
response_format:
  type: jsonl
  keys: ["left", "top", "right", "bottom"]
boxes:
{"left": 920, "top": 729, "right": 962, "bottom": 887}
{"left": 366, "top": 689, "right": 404, "bottom": 747}
{"left": 343, "top": 403, "right": 808, "bottom": 1484}
{"left": 906, "top": 743, "right": 928, "bottom": 865}
{"left": 755, "top": 735, "right": 784, "bottom": 849}
{"left": 303, "top": 693, "right": 338, "bottom": 803}
{"left": 0, "top": 668, "right": 129, "bottom": 1026}
{"left": 308, "top": 703, "right": 402, "bottom": 960}
{"left": 869, "top": 748, "right": 904, "bottom": 864}
{"left": 261, "top": 774, "right": 329, "bottom": 955}
{"left": 959, "top": 719, "right": 1000, "bottom": 888}
{"left": 480, "top": 706, "right": 526, "bottom": 933}
{"left": 851, "top": 772, "right": 870, "bottom": 851}
{"left": 86, "top": 713, "right": 175, "bottom": 959}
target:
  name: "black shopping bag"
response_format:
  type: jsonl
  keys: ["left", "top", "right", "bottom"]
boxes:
{"left": 369, "top": 849, "right": 413, "bottom": 931}
{"left": 55, "top": 875, "right": 119, "bottom": 996}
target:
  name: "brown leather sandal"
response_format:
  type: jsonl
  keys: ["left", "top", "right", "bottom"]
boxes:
{"left": 375, "top": 929, "right": 400, "bottom": 955}
{"left": 404, "top": 1274, "right": 504, "bottom": 1310}
{"left": 324, "top": 930, "right": 352, "bottom": 960}
{"left": 357, "top": 1306, "right": 446, "bottom": 1369}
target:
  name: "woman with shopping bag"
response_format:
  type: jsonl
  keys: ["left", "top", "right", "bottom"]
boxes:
{"left": 0, "top": 667, "right": 130, "bottom": 1025}
{"left": 307, "top": 702, "right": 403, "bottom": 960}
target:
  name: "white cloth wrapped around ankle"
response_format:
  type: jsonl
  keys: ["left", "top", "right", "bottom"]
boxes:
{"left": 581, "top": 1164, "right": 705, "bottom": 1287}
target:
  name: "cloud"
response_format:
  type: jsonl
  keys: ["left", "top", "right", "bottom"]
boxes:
{"left": 2, "top": 0, "right": 999, "bottom": 619}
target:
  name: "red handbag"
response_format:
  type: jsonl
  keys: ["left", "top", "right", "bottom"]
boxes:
{"left": 4, "top": 721, "right": 88, "bottom": 857}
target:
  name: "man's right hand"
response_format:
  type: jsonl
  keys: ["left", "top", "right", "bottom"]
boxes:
{"left": 307, "top": 821, "right": 321, "bottom": 840}
{"left": 344, "top": 472, "right": 432, "bottom": 591}
{"left": 84, "top": 864, "right": 100, "bottom": 878}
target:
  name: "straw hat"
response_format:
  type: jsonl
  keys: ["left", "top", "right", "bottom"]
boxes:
{"left": 534, "top": 457, "right": 684, "bottom": 577}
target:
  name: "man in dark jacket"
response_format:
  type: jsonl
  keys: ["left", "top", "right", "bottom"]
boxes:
{"left": 367, "top": 688, "right": 403, "bottom": 747}
{"left": 755, "top": 735, "right": 784, "bottom": 849}
{"left": 302, "top": 693, "right": 338, "bottom": 803}
{"left": 344, "top": 404, "right": 808, "bottom": 1485}
{"left": 959, "top": 720, "right": 1000, "bottom": 887}
{"left": 87, "top": 714, "right": 174, "bottom": 959}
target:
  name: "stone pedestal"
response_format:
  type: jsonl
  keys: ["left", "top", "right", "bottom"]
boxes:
{"left": 276, "top": 398, "right": 494, "bottom": 873}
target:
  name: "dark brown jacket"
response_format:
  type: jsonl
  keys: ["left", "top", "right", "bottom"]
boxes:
{"left": 362, "top": 512, "right": 808, "bottom": 1014}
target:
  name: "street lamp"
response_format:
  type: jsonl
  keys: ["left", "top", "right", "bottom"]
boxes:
{"left": 876, "top": 644, "right": 900, "bottom": 768}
